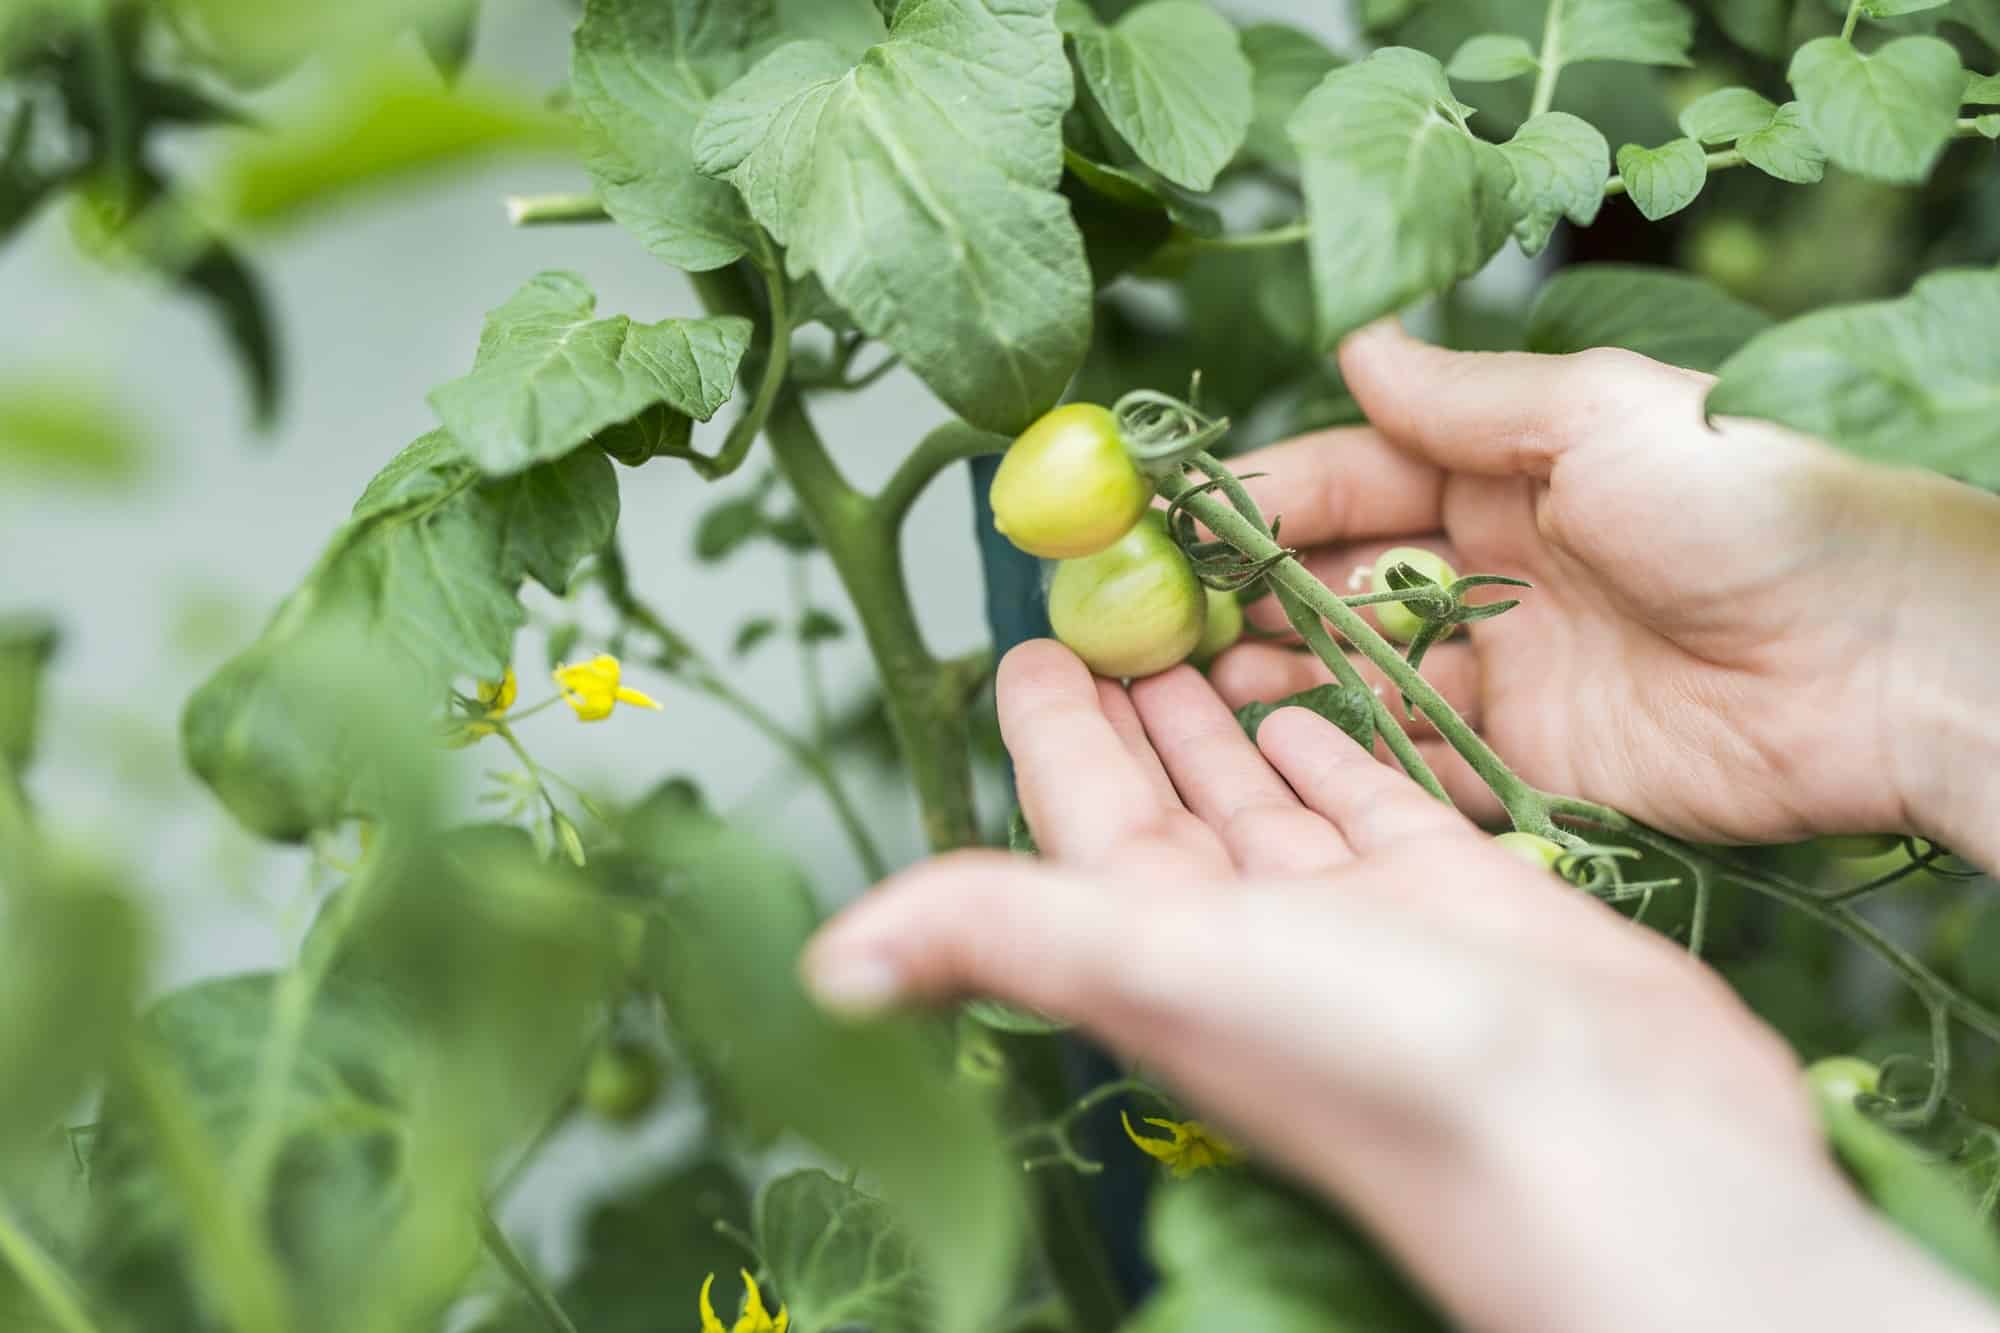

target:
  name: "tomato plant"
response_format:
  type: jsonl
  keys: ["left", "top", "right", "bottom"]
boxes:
{"left": 3, "top": 1, "right": 2000, "bottom": 1331}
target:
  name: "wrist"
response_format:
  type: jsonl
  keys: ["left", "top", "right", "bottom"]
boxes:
{"left": 1878, "top": 468, "right": 2000, "bottom": 873}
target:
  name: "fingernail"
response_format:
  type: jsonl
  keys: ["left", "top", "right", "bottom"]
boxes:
{"left": 803, "top": 954, "right": 905, "bottom": 1019}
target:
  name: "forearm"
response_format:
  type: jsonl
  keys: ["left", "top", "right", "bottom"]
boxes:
{"left": 1880, "top": 467, "right": 2000, "bottom": 873}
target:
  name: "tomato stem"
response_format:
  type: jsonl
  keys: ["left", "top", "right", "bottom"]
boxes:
{"left": 0, "top": 1206, "right": 103, "bottom": 1333}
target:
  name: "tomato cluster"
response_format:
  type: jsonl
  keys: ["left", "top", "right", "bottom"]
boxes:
{"left": 993, "top": 405, "right": 1243, "bottom": 678}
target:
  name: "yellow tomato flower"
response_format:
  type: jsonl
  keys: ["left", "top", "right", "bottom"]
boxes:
{"left": 552, "top": 654, "right": 662, "bottom": 723}
{"left": 699, "top": 1270, "right": 789, "bottom": 1333}
{"left": 1122, "top": 1110, "right": 1241, "bottom": 1178}
{"left": 475, "top": 668, "right": 518, "bottom": 715}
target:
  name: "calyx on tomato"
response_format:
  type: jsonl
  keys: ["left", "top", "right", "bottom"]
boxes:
{"left": 1372, "top": 546, "right": 1458, "bottom": 644}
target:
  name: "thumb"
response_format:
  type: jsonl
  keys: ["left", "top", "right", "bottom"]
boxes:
{"left": 801, "top": 850, "right": 1147, "bottom": 1026}
{"left": 1338, "top": 320, "right": 1704, "bottom": 480}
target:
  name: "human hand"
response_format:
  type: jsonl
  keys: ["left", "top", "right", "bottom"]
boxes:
{"left": 803, "top": 642, "right": 1998, "bottom": 1333}
{"left": 1211, "top": 323, "right": 2000, "bottom": 860}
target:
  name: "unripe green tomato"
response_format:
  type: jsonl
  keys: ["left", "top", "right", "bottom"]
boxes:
{"left": 1685, "top": 217, "right": 1773, "bottom": 298}
{"left": 990, "top": 403, "right": 1151, "bottom": 560}
{"left": 1494, "top": 831, "right": 1565, "bottom": 871}
{"left": 1189, "top": 587, "right": 1245, "bottom": 668}
{"left": 1821, "top": 834, "right": 1902, "bottom": 860}
{"left": 1372, "top": 546, "right": 1456, "bottom": 644}
{"left": 582, "top": 1042, "right": 664, "bottom": 1124}
{"left": 1806, "top": 1056, "right": 1881, "bottom": 1107}
{"left": 1049, "top": 513, "right": 1206, "bottom": 679}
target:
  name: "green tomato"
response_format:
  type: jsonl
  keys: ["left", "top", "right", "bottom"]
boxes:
{"left": 1494, "top": 831, "right": 1565, "bottom": 871}
{"left": 1821, "top": 834, "right": 1903, "bottom": 860}
{"left": 581, "top": 1041, "right": 664, "bottom": 1124}
{"left": 1189, "top": 586, "right": 1245, "bottom": 669}
{"left": 990, "top": 403, "right": 1151, "bottom": 560}
{"left": 1049, "top": 512, "right": 1206, "bottom": 679}
{"left": 1372, "top": 546, "right": 1457, "bottom": 644}
{"left": 1806, "top": 1056, "right": 1881, "bottom": 1107}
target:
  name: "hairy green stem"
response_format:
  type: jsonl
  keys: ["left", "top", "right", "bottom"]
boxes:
{"left": 504, "top": 193, "right": 610, "bottom": 226}
{"left": 0, "top": 1208, "right": 102, "bottom": 1333}
{"left": 877, "top": 422, "right": 1007, "bottom": 529}
{"left": 1841, "top": 0, "right": 1865, "bottom": 41}
{"left": 1005, "top": 1037, "right": 1130, "bottom": 1329}
{"left": 1881, "top": 1004, "right": 1952, "bottom": 1130}
{"left": 480, "top": 1207, "right": 580, "bottom": 1333}
{"left": 1528, "top": 0, "right": 1564, "bottom": 119}
{"left": 1162, "top": 469, "right": 1547, "bottom": 829}
{"left": 684, "top": 246, "right": 792, "bottom": 481}
{"left": 1605, "top": 122, "right": 1989, "bottom": 198}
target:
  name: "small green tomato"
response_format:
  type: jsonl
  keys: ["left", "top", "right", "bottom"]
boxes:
{"left": 581, "top": 1041, "right": 664, "bottom": 1125}
{"left": 1371, "top": 546, "right": 1457, "bottom": 644}
{"left": 1821, "top": 834, "right": 1903, "bottom": 860}
{"left": 990, "top": 403, "right": 1152, "bottom": 560}
{"left": 1189, "top": 587, "right": 1245, "bottom": 669}
{"left": 1049, "top": 513, "right": 1206, "bottom": 679}
{"left": 1493, "top": 831, "right": 1565, "bottom": 871}
{"left": 1805, "top": 1056, "right": 1881, "bottom": 1108}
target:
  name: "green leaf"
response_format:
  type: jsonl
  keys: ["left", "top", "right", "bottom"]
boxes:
{"left": 1966, "top": 71, "right": 2000, "bottom": 103}
{"left": 1707, "top": 0, "right": 1791, "bottom": 58}
{"left": 1234, "top": 683, "right": 1374, "bottom": 749}
{"left": 211, "top": 72, "right": 572, "bottom": 223}
{"left": 185, "top": 433, "right": 617, "bottom": 839}
{"left": 179, "top": 241, "right": 282, "bottom": 429}
{"left": 1446, "top": 33, "right": 1538, "bottom": 83}
{"left": 1068, "top": 0, "right": 1255, "bottom": 191}
{"left": 0, "top": 615, "right": 57, "bottom": 774}
{"left": 593, "top": 402, "right": 696, "bottom": 468}
{"left": 0, "top": 871, "right": 144, "bottom": 1172}
{"left": 758, "top": 1170, "right": 928, "bottom": 1333}
{"left": 428, "top": 272, "right": 752, "bottom": 477}
{"left": 1707, "top": 268, "right": 2000, "bottom": 486}
{"left": 570, "top": 0, "right": 771, "bottom": 272}
{"left": 1063, "top": 151, "right": 1221, "bottom": 237}
{"left": 1614, "top": 136, "right": 1707, "bottom": 219}
{"left": 694, "top": 496, "right": 765, "bottom": 561}
{"left": 798, "top": 608, "right": 845, "bottom": 642}
{"left": 1498, "top": 111, "right": 1608, "bottom": 256}
{"left": 1288, "top": 47, "right": 1519, "bottom": 347}
{"left": 86, "top": 973, "right": 482, "bottom": 1333}
{"left": 1677, "top": 86, "right": 1779, "bottom": 142}
{"left": 1527, "top": 264, "right": 1772, "bottom": 372}
{"left": 1127, "top": 1171, "right": 1448, "bottom": 1332}
{"left": 1735, "top": 101, "right": 1828, "bottom": 183}
{"left": 1237, "top": 23, "right": 1342, "bottom": 170}
{"left": 692, "top": 1, "right": 1091, "bottom": 434}
{"left": 620, "top": 798, "right": 1021, "bottom": 1333}
{"left": 417, "top": 0, "right": 480, "bottom": 80}
{"left": 1814, "top": 1078, "right": 2000, "bottom": 1299}
{"left": 0, "top": 377, "right": 149, "bottom": 484}
{"left": 1861, "top": 0, "right": 1950, "bottom": 16}
{"left": 1544, "top": 0, "right": 1695, "bottom": 71}
{"left": 1788, "top": 35, "right": 1965, "bottom": 183}
{"left": 733, "top": 617, "right": 779, "bottom": 656}
{"left": 1980, "top": 113, "right": 2000, "bottom": 137}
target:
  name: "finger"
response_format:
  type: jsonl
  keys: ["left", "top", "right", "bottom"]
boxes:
{"left": 1127, "top": 667, "right": 1352, "bottom": 875}
{"left": 1258, "top": 707, "right": 1475, "bottom": 855}
{"left": 997, "top": 640, "right": 1184, "bottom": 863}
{"left": 1414, "top": 739, "right": 1507, "bottom": 827}
{"left": 1209, "top": 641, "right": 1483, "bottom": 735}
{"left": 1228, "top": 427, "right": 1445, "bottom": 548}
{"left": 1094, "top": 677, "right": 1180, "bottom": 808}
{"left": 1338, "top": 321, "right": 1706, "bottom": 480}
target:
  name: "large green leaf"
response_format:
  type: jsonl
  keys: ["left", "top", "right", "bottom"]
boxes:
{"left": 1788, "top": 35, "right": 1965, "bottom": 183}
{"left": 1677, "top": 86, "right": 1779, "bottom": 142}
{"left": 1237, "top": 23, "right": 1342, "bottom": 171}
{"left": 1497, "top": 111, "right": 1608, "bottom": 255}
{"left": 1707, "top": 268, "right": 2000, "bottom": 485}
{"left": 1526, "top": 264, "right": 1771, "bottom": 372}
{"left": 1126, "top": 1171, "right": 1448, "bottom": 1332}
{"left": 1543, "top": 0, "right": 1695, "bottom": 72}
{"left": 1735, "top": 101, "right": 1828, "bottom": 183}
{"left": 1614, "top": 136, "right": 1707, "bottom": 219}
{"left": 618, "top": 796, "right": 1021, "bottom": 1333}
{"left": 184, "top": 433, "right": 618, "bottom": 839}
{"left": 1234, "top": 684, "right": 1375, "bottom": 748}
{"left": 1066, "top": 0, "right": 1254, "bottom": 191}
{"left": 428, "top": 272, "right": 751, "bottom": 477}
{"left": 692, "top": 0, "right": 1091, "bottom": 434}
{"left": 758, "top": 1170, "right": 928, "bottom": 1333}
{"left": 1289, "top": 48, "right": 1518, "bottom": 346}
{"left": 569, "top": 0, "right": 771, "bottom": 272}
{"left": 86, "top": 974, "right": 481, "bottom": 1333}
